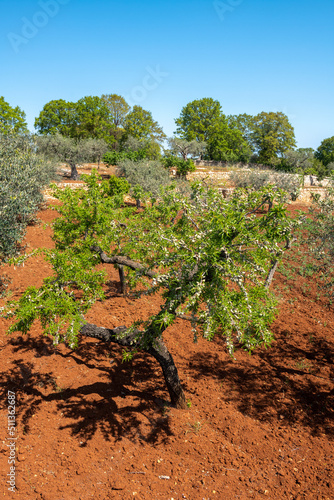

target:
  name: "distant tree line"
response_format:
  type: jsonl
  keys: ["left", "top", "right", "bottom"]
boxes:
{"left": 1, "top": 94, "right": 334, "bottom": 180}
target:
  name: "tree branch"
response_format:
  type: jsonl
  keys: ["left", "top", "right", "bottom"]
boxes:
{"left": 80, "top": 322, "right": 187, "bottom": 409}
{"left": 245, "top": 196, "right": 271, "bottom": 216}
{"left": 264, "top": 236, "right": 297, "bottom": 289}
{"left": 90, "top": 245, "right": 157, "bottom": 278}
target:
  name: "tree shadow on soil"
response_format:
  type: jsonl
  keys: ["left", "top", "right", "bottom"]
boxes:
{"left": 189, "top": 332, "right": 334, "bottom": 438}
{"left": 1, "top": 336, "right": 174, "bottom": 445}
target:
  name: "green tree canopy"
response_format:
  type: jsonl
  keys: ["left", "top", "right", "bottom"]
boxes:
{"left": 74, "top": 96, "right": 113, "bottom": 143}
{"left": 123, "top": 106, "right": 166, "bottom": 158}
{"left": 315, "top": 136, "right": 334, "bottom": 166}
{"left": 4, "top": 175, "right": 300, "bottom": 408}
{"left": 101, "top": 94, "right": 130, "bottom": 128}
{"left": 34, "top": 99, "right": 76, "bottom": 136}
{"left": 206, "top": 118, "right": 252, "bottom": 163}
{"left": 175, "top": 97, "right": 222, "bottom": 143}
{"left": 124, "top": 106, "right": 166, "bottom": 143}
{"left": 0, "top": 97, "right": 28, "bottom": 135}
{"left": 251, "top": 112, "right": 296, "bottom": 165}
{"left": 227, "top": 113, "right": 256, "bottom": 153}
{"left": 34, "top": 96, "right": 115, "bottom": 147}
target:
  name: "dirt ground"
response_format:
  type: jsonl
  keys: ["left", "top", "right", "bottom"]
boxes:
{"left": 0, "top": 171, "right": 333, "bottom": 499}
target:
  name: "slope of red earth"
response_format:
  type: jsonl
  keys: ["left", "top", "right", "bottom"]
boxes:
{"left": 0, "top": 182, "right": 333, "bottom": 499}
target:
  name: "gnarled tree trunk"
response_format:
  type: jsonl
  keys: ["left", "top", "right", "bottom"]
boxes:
{"left": 80, "top": 323, "right": 187, "bottom": 409}
{"left": 69, "top": 162, "right": 79, "bottom": 180}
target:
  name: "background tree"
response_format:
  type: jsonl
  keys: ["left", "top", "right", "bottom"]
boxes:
{"left": 123, "top": 106, "right": 166, "bottom": 159}
{"left": 276, "top": 148, "right": 329, "bottom": 179}
{"left": 101, "top": 94, "right": 130, "bottom": 128}
{"left": 206, "top": 118, "right": 252, "bottom": 163}
{"left": 315, "top": 136, "right": 334, "bottom": 167}
{"left": 84, "top": 138, "right": 109, "bottom": 168}
{"left": 175, "top": 97, "right": 222, "bottom": 143}
{"left": 281, "top": 148, "right": 315, "bottom": 172}
{"left": 34, "top": 99, "right": 76, "bottom": 137}
{"left": 227, "top": 113, "right": 256, "bottom": 154}
{"left": 34, "top": 96, "right": 115, "bottom": 147}
{"left": 118, "top": 158, "right": 171, "bottom": 207}
{"left": 122, "top": 136, "right": 147, "bottom": 153}
{"left": 36, "top": 134, "right": 104, "bottom": 180}
{"left": 101, "top": 94, "right": 130, "bottom": 150}
{"left": 251, "top": 112, "right": 296, "bottom": 165}
{"left": 162, "top": 138, "right": 204, "bottom": 178}
{"left": 166, "top": 137, "right": 206, "bottom": 160}
{"left": 74, "top": 96, "right": 113, "bottom": 144}
{"left": 4, "top": 177, "right": 299, "bottom": 409}
{"left": 0, "top": 96, "right": 28, "bottom": 135}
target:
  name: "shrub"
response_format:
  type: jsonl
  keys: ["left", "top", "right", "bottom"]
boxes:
{"left": 106, "top": 175, "right": 130, "bottom": 197}
{"left": 303, "top": 178, "right": 334, "bottom": 300}
{"left": 162, "top": 156, "right": 196, "bottom": 177}
{"left": 229, "top": 169, "right": 301, "bottom": 201}
{"left": 118, "top": 159, "right": 172, "bottom": 206}
{"left": 103, "top": 150, "right": 147, "bottom": 166}
{"left": 0, "top": 134, "right": 57, "bottom": 261}
{"left": 275, "top": 148, "right": 334, "bottom": 181}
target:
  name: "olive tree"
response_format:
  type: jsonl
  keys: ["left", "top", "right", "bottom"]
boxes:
{"left": 118, "top": 158, "right": 172, "bottom": 207}
{"left": 0, "top": 134, "right": 57, "bottom": 263}
{"left": 167, "top": 137, "right": 206, "bottom": 161}
{"left": 163, "top": 137, "right": 206, "bottom": 178}
{"left": 229, "top": 169, "right": 302, "bottom": 202}
{"left": 36, "top": 134, "right": 108, "bottom": 179}
{"left": 84, "top": 138, "right": 108, "bottom": 168}
{"left": 3, "top": 171, "right": 299, "bottom": 409}
{"left": 303, "top": 179, "right": 334, "bottom": 300}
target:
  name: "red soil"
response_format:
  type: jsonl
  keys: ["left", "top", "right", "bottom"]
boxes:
{"left": 0, "top": 190, "right": 333, "bottom": 499}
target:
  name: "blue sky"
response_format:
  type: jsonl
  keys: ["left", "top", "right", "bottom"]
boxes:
{"left": 1, "top": 0, "right": 333, "bottom": 149}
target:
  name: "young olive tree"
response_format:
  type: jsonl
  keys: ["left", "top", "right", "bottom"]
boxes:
{"left": 163, "top": 137, "right": 206, "bottom": 178}
{"left": 229, "top": 169, "right": 302, "bottom": 202}
{"left": 3, "top": 171, "right": 299, "bottom": 409}
{"left": 118, "top": 158, "right": 172, "bottom": 207}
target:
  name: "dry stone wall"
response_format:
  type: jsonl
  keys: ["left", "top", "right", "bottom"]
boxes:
{"left": 187, "top": 169, "right": 330, "bottom": 204}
